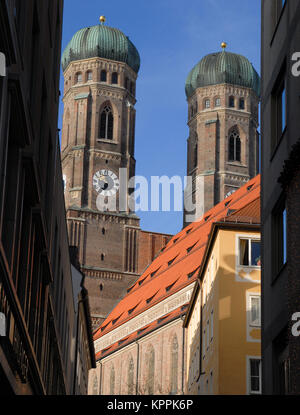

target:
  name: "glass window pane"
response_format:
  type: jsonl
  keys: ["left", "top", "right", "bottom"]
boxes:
{"left": 250, "top": 297, "right": 260, "bottom": 325}
{"left": 251, "top": 241, "right": 261, "bottom": 266}
{"left": 240, "top": 239, "right": 249, "bottom": 265}
{"left": 283, "top": 209, "right": 287, "bottom": 264}
{"left": 281, "top": 87, "right": 286, "bottom": 132}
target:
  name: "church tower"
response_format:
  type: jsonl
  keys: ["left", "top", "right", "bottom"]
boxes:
{"left": 61, "top": 17, "right": 141, "bottom": 328}
{"left": 184, "top": 44, "right": 260, "bottom": 224}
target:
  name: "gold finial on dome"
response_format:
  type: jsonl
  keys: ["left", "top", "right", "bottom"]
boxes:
{"left": 221, "top": 42, "right": 227, "bottom": 51}
{"left": 100, "top": 16, "right": 106, "bottom": 24}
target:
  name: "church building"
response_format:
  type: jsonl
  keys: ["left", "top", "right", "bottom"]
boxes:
{"left": 60, "top": 17, "right": 171, "bottom": 329}
{"left": 86, "top": 33, "right": 261, "bottom": 394}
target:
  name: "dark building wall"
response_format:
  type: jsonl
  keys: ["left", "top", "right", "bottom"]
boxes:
{"left": 0, "top": 0, "right": 82, "bottom": 395}
{"left": 261, "top": 0, "right": 300, "bottom": 395}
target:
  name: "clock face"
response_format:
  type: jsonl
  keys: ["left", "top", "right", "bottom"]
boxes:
{"left": 93, "top": 169, "right": 119, "bottom": 196}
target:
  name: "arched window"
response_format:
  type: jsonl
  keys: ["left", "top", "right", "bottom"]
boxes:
{"left": 110, "top": 365, "right": 115, "bottom": 395}
{"left": 99, "top": 105, "right": 113, "bottom": 140}
{"left": 128, "top": 357, "right": 134, "bottom": 394}
{"left": 229, "top": 96, "right": 235, "bottom": 108}
{"left": 75, "top": 72, "right": 82, "bottom": 83}
{"left": 112, "top": 72, "right": 118, "bottom": 84}
{"left": 93, "top": 375, "right": 98, "bottom": 395}
{"left": 87, "top": 70, "right": 93, "bottom": 81}
{"left": 229, "top": 129, "right": 241, "bottom": 162}
{"left": 101, "top": 70, "right": 107, "bottom": 82}
{"left": 170, "top": 335, "right": 179, "bottom": 394}
{"left": 146, "top": 346, "right": 155, "bottom": 394}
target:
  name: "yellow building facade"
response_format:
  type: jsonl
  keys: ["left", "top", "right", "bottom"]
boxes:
{"left": 185, "top": 201, "right": 261, "bottom": 395}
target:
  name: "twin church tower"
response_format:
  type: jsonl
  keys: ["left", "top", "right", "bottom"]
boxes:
{"left": 61, "top": 18, "right": 260, "bottom": 328}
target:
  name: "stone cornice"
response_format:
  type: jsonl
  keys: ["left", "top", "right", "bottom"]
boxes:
{"left": 94, "top": 282, "right": 195, "bottom": 353}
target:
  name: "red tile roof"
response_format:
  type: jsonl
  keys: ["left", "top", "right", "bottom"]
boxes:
{"left": 94, "top": 175, "right": 261, "bottom": 343}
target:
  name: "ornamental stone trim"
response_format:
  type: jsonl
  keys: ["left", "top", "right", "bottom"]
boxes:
{"left": 94, "top": 282, "right": 195, "bottom": 353}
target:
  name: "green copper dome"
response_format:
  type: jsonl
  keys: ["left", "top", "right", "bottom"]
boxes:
{"left": 62, "top": 24, "right": 140, "bottom": 73}
{"left": 185, "top": 51, "right": 260, "bottom": 98}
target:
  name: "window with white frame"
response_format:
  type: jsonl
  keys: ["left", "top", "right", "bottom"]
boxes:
{"left": 239, "top": 238, "right": 261, "bottom": 267}
{"left": 249, "top": 295, "right": 261, "bottom": 327}
{"left": 248, "top": 358, "right": 262, "bottom": 394}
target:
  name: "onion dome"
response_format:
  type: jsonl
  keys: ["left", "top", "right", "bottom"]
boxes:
{"left": 185, "top": 47, "right": 260, "bottom": 98}
{"left": 62, "top": 20, "right": 140, "bottom": 73}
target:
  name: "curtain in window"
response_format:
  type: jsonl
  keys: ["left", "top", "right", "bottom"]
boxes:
{"left": 240, "top": 239, "right": 249, "bottom": 265}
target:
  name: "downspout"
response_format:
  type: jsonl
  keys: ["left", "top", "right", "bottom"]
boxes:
{"left": 99, "top": 360, "right": 103, "bottom": 395}
{"left": 73, "top": 298, "right": 84, "bottom": 395}
{"left": 135, "top": 341, "right": 139, "bottom": 395}
{"left": 196, "top": 280, "right": 205, "bottom": 384}
{"left": 182, "top": 318, "right": 185, "bottom": 395}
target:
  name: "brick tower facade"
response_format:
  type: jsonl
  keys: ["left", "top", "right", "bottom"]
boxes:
{"left": 184, "top": 48, "right": 260, "bottom": 224}
{"left": 61, "top": 22, "right": 143, "bottom": 328}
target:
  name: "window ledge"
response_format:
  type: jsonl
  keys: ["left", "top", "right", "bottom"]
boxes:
{"left": 97, "top": 139, "right": 118, "bottom": 145}
{"left": 227, "top": 162, "right": 248, "bottom": 168}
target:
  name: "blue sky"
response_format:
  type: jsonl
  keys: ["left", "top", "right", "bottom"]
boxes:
{"left": 58, "top": 0, "right": 261, "bottom": 236}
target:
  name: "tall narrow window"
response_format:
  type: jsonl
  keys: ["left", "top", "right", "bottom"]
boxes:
{"left": 76, "top": 72, "right": 82, "bottom": 83}
{"left": 99, "top": 105, "right": 113, "bottom": 140}
{"left": 215, "top": 97, "right": 221, "bottom": 107}
{"left": 194, "top": 143, "right": 198, "bottom": 168}
{"left": 146, "top": 346, "right": 155, "bottom": 394}
{"left": 249, "top": 359, "right": 262, "bottom": 394}
{"left": 87, "top": 70, "right": 92, "bottom": 81}
{"left": 170, "top": 335, "right": 178, "bottom": 394}
{"left": 128, "top": 357, "right": 134, "bottom": 394}
{"left": 229, "top": 96, "right": 235, "bottom": 108}
{"left": 110, "top": 365, "right": 115, "bottom": 395}
{"left": 250, "top": 296, "right": 261, "bottom": 326}
{"left": 100, "top": 69, "right": 107, "bottom": 82}
{"left": 112, "top": 72, "right": 118, "bottom": 84}
{"left": 272, "top": 199, "right": 287, "bottom": 274}
{"left": 271, "top": 71, "right": 286, "bottom": 150}
{"left": 239, "top": 98, "right": 245, "bottom": 110}
{"left": 229, "top": 129, "right": 241, "bottom": 162}
{"left": 205, "top": 99, "right": 210, "bottom": 109}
